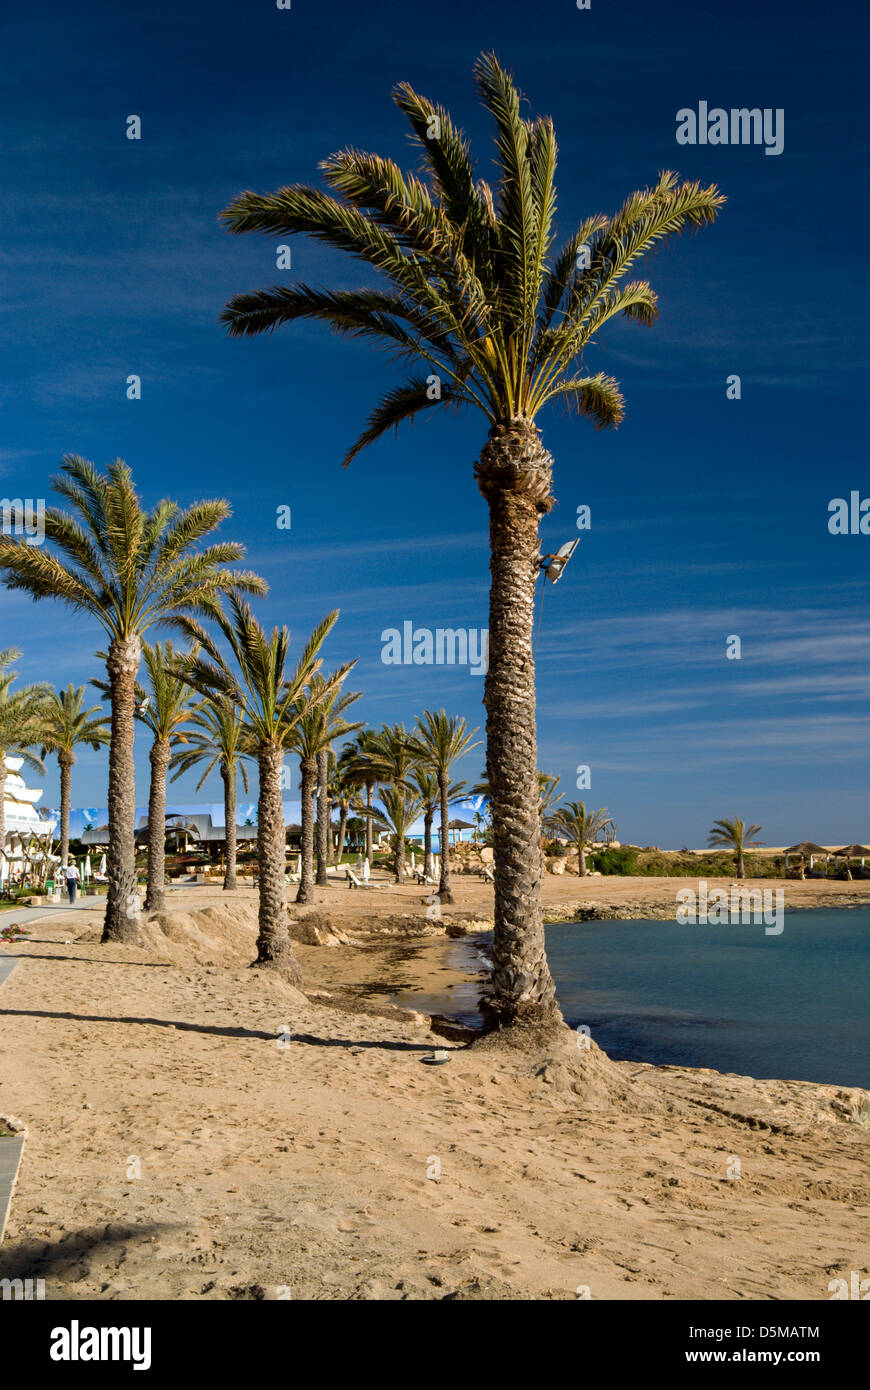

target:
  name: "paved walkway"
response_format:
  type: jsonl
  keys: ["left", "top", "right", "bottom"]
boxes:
{"left": 0, "top": 1134, "right": 25, "bottom": 1243}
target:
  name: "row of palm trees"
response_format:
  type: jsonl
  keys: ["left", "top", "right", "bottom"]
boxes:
{"left": 0, "top": 475, "right": 482, "bottom": 984}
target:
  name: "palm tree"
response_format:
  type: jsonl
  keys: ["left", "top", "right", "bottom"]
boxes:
{"left": 175, "top": 599, "right": 346, "bottom": 979}
{"left": 342, "top": 729, "right": 381, "bottom": 865}
{"left": 169, "top": 700, "right": 252, "bottom": 890}
{"left": 412, "top": 711, "right": 479, "bottom": 902}
{"left": 130, "top": 642, "right": 194, "bottom": 913}
{"left": 39, "top": 685, "right": 110, "bottom": 868}
{"left": 0, "top": 457, "right": 264, "bottom": 942}
{"left": 331, "top": 752, "right": 364, "bottom": 866}
{"left": 292, "top": 675, "right": 362, "bottom": 903}
{"left": 0, "top": 650, "right": 49, "bottom": 882}
{"left": 372, "top": 784, "right": 423, "bottom": 882}
{"left": 552, "top": 801, "right": 614, "bottom": 876}
{"left": 708, "top": 816, "right": 765, "bottom": 880}
{"left": 367, "top": 724, "right": 420, "bottom": 883}
{"left": 413, "top": 768, "right": 465, "bottom": 880}
{"left": 219, "top": 54, "right": 724, "bottom": 1029}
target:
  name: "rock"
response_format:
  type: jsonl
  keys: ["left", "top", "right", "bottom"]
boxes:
{"left": 289, "top": 912, "right": 351, "bottom": 947}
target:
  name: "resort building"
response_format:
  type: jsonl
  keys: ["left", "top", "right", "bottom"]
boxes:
{"left": 1, "top": 755, "right": 57, "bottom": 883}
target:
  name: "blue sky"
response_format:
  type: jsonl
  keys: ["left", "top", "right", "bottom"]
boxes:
{"left": 1, "top": 0, "right": 867, "bottom": 847}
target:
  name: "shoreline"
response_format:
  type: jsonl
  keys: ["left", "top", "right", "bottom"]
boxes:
{"left": 1, "top": 883, "right": 867, "bottom": 1300}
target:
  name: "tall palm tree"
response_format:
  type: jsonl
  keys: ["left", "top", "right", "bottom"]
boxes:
{"left": 0, "top": 457, "right": 264, "bottom": 942}
{"left": 413, "top": 768, "right": 465, "bottom": 881}
{"left": 412, "top": 711, "right": 480, "bottom": 902}
{"left": 130, "top": 642, "right": 194, "bottom": 913}
{"left": 39, "top": 685, "right": 110, "bottom": 868}
{"left": 342, "top": 729, "right": 381, "bottom": 865}
{"left": 219, "top": 54, "right": 724, "bottom": 1029}
{"left": 0, "top": 650, "right": 49, "bottom": 881}
{"left": 708, "top": 816, "right": 765, "bottom": 880}
{"left": 169, "top": 700, "right": 252, "bottom": 890}
{"left": 175, "top": 599, "right": 345, "bottom": 978}
{"left": 292, "top": 675, "right": 362, "bottom": 903}
{"left": 552, "top": 801, "right": 614, "bottom": 877}
{"left": 367, "top": 723, "right": 419, "bottom": 883}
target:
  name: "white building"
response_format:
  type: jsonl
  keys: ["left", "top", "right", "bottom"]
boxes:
{"left": 1, "top": 756, "right": 57, "bottom": 882}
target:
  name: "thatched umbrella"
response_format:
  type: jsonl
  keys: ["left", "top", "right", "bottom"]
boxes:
{"left": 785, "top": 841, "right": 828, "bottom": 875}
{"left": 447, "top": 817, "right": 475, "bottom": 846}
{"left": 833, "top": 843, "right": 870, "bottom": 876}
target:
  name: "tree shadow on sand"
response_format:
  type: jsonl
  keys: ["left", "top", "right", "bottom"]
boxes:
{"left": 0, "top": 1008, "right": 441, "bottom": 1050}
{"left": 0, "top": 1221, "right": 173, "bottom": 1283}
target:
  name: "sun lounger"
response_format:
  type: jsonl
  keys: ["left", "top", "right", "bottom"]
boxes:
{"left": 481, "top": 865, "right": 495, "bottom": 883}
{"left": 347, "top": 869, "right": 373, "bottom": 889}
{"left": 414, "top": 869, "right": 437, "bottom": 885}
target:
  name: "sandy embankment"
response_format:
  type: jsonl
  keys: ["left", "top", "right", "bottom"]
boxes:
{"left": 0, "top": 877, "right": 868, "bottom": 1301}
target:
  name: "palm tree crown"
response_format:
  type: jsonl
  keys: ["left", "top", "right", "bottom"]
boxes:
{"left": 40, "top": 684, "right": 110, "bottom": 761}
{"left": 0, "top": 456, "right": 265, "bottom": 638}
{"left": 0, "top": 649, "right": 50, "bottom": 776}
{"left": 220, "top": 53, "right": 724, "bottom": 461}
{"left": 169, "top": 701, "right": 252, "bottom": 795}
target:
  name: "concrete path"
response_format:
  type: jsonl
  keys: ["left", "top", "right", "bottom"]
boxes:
{"left": 0, "top": 1133, "right": 25, "bottom": 1243}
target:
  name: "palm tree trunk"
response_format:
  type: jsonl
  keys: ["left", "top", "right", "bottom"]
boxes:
{"left": 222, "top": 764, "right": 237, "bottom": 891}
{"left": 476, "top": 421, "right": 561, "bottom": 1031}
{"left": 737, "top": 849, "right": 745, "bottom": 879}
{"left": 437, "top": 773, "right": 453, "bottom": 903}
{"left": 393, "top": 817, "right": 405, "bottom": 884}
{"left": 102, "top": 636, "right": 142, "bottom": 943}
{"left": 143, "top": 737, "right": 169, "bottom": 912}
{"left": 316, "top": 749, "right": 329, "bottom": 886}
{"left": 365, "top": 783, "right": 374, "bottom": 864}
{"left": 334, "top": 804, "right": 348, "bottom": 866}
{"left": 578, "top": 844, "right": 587, "bottom": 877}
{"left": 58, "top": 752, "right": 73, "bottom": 868}
{"left": 423, "top": 809, "right": 434, "bottom": 880}
{"left": 296, "top": 755, "right": 316, "bottom": 904}
{"left": 254, "top": 741, "right": 299, "bottom": 980}
{"left": 0, "top": 753, "right": 6, "bottom": 887}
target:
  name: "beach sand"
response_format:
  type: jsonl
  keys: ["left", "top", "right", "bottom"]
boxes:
{"left": 0, "top": 877, "right": 867, "bottom": 1301}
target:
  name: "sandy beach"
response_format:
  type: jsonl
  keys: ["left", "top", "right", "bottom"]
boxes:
{"left": 0, "top": 877, "right": 868, "bottom": 1301}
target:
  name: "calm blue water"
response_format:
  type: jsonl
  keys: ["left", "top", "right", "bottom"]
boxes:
{"left": 394, "top": 910, "right": 870, "bottom": 1087}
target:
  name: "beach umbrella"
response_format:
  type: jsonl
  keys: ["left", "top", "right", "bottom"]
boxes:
{"left": 83, "top": 854, "right": 92, "bottom": 882}
{"left": 99, "top": 853, "right": 107, "bottom": 876}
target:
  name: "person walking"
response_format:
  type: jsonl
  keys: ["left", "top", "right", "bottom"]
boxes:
{"left": 64, "top": 860, "right": 81, "bottom": 905}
